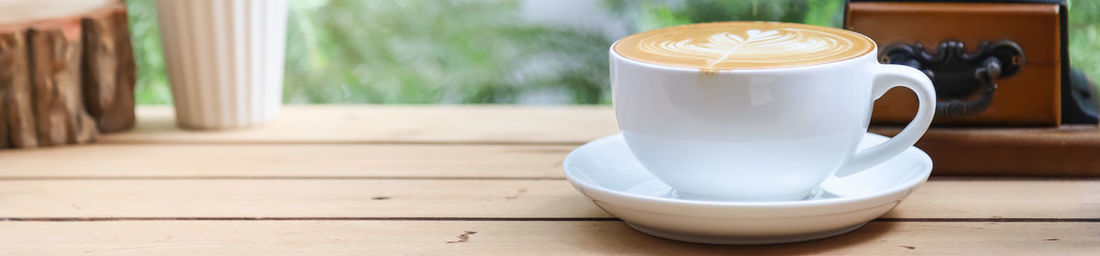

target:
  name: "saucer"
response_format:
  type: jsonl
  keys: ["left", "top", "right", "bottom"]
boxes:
{"left": 563, "top": 133, "right": 932, "bottom": 245}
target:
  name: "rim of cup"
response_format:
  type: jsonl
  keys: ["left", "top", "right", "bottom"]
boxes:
{"left": 609, "top": 45, "right": 880, "bottom": 74}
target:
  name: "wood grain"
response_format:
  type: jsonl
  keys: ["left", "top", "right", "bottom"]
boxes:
{"left": 0, "top": 221, "right": 1094, "bottom": 255}
{"left": 28, "top": 20, "right": 99, "bottom": 146}
{"left": 0, "top": 179, "right": 604, "bottom": 218}
{"left": 81, "top": 4, "right": 135, "bottom": 133}
{"left": 0, "top": 106, "right": 1093, "bottom": 252}
{"left": 0, "top": 30, "right": 37, "bottom": 148}
{"left": 0, "top": 91, "right": 6, "bottom": 149}
{"left": 0, "top": 144, "right": 571, "bottom": 178}
{"left": 0, "top": 1, "right": 136, "bottom": 148}
{"left": 103, "top": 106, "right": 619, "bottom": 144}
{"left": 0, "top": 32, "right": 13, "bottom": 149}
{"left": 91, "top": 106, "right": 1100, "bottom": 176}
{"left": 871, "top": 125, "right": 1100, "bottom": 176}
{"left": 0, "top": 179, "right": 1094, "bottom": 219}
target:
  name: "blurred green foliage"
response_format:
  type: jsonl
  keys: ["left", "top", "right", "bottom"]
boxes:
{"left": 1070, "top": 0, "right": 1100, "bottom": 90}
{"left": 281, "top": 0, "right": 611, "bottom": 104}
{"left": 611, "top": 0, "right": 844, "bottom": 30}
{"left": 126, "top": 0, "right": 1098, "bottom": 105}
{"left": 126, "top": 0, "right": 171, "bottom": 105}
{"left": 129, "top": 0, "right": 616, "bottom": 104}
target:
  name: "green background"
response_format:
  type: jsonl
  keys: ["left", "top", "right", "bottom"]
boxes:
{"left": 125, "top": 0, "right": 1100, "bottom": 105}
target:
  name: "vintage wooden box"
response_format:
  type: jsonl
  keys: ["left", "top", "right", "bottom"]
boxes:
{"left": 845, "top": 0, "right": 1096, "bottom": 126}
{"left": 846, "top": 0, "right": 1100, "bottom": 176}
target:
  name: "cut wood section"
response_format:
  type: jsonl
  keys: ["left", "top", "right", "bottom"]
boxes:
{"left": 0, "top": 0, "right": 135, "bottom": 148}
{"left": 28, "top": 20, "right": 98, "bottom": 146}
{"left": 0, "top": 179, "right": 1095, "bottom": 219}
{"left": 0, "top": 144, "right": 571, "bottom": 178}
{"left": 0, "top": 30, "right": 36, "bottom": 148}
{"left": 0, "top": 221, "right": 1094, "bottom": 255}
{"left": 0, "top": 86, "right": 6, "bottom": 148}
{"left": 81, "top": 2, "right": 136, "bottom": 133}
{"left": 103, "top": 106, "right": 619, "bottom": 144}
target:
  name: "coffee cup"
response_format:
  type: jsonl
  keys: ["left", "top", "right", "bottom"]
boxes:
{"left": 611, "top": 21, "right": 935, "bottom": 201}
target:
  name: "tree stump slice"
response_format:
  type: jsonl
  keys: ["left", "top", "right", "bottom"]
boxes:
{"left": 30, "top": 21, "right": 98, "bottom": 146}
{"left": 82, "top": 4, "right": 136, "bottom": 133}
{"left": 0, "top": 31, "right": 37, "bottom": 148}
{"left": 0, "top": 0, "right": 135, "bottom": 149}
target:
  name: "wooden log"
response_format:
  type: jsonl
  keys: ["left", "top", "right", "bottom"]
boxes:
{"left": 28, "top": 21, "right": 98, "bottom": 146}
{"left": 0, "top": 33, "right": 15, "bottom": 149}
{"left": 0, "top": 0, "right": 135, "bottom": 148}
{"left": 0, "top": 71, "right": 6, "bottom": 148}
{"left": 81, "top": 4, "right": 135, "bottom": 133}
{"left": 0, "top": 30, "right": 37, "bottom": 148}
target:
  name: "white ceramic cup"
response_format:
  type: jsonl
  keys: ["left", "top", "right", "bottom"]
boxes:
{"left": 156, "top": 0, "right": 287, "bottom": 129}
{"left": 611, "top": 36, "right": 935, "bottom": 202}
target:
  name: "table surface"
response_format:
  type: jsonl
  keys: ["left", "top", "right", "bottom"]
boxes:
{"left": 0, "top": 106, "right": 1096, "bottom": 255}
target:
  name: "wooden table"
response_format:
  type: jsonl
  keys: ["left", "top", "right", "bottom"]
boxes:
{"left": 0, "top": 106, "right": 1096, "bottom": 255}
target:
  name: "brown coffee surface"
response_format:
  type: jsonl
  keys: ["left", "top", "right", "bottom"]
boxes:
{"left": 613, "top": 22, "right": 874, "bottom": 70}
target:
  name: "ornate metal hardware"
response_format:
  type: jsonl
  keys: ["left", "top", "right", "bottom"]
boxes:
{"left": 880, "top": 40, "right": 1025, "bottom": 117}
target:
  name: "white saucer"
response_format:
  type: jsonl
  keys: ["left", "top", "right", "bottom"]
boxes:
{"left": 563, "top": 133, "right": 932, "bottom": 245}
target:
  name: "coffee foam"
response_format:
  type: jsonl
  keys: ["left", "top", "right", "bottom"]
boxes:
{"left": 614, "top": 22, "right": 874, "bottom": 70}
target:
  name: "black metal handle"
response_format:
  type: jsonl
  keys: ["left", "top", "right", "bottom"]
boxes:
{"left": 880, "top": 40, "right": 1025, "bottom": 117}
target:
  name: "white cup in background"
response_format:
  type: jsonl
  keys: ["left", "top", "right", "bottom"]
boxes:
{"left": 156, "top": 0, "right": 287, "bottom": 129}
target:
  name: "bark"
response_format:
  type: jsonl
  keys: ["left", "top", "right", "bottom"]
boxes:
{"left": 0, "top": 2, "right": 133, "bottom": 148}
{"left": 29, "top": 21, "right": 98, "bottom": 146}
{"left": 82, "top": 4, "right": 135, "bottom": 133}
{"left": 0, "top": 31, "right": 37, "bottom": 148}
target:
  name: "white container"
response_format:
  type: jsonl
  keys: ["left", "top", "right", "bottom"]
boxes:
{"left": 611, "top": 22, "right": 935, "bottom": 201}
{"left": 156, "top": 0, "right": 287, "bottom": 129}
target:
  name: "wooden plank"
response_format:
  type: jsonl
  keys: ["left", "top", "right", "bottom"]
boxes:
{"left": 0, "top": 180, "right": 1095, "bottom": 219}
{"left": 871, "top": 125, "right": 1100, "bottom": 176}
{"left": 0, "top": 221, "right": 1094, "bottom": 255}
{"left": 0, "top": 179, "right": 604, "bottom": 218}
{"left": 0, "top": 144, "right": 571, "bottom": 178}
{"left": 885, "top": 180, "right": 1100, "bottom": 219}
{"left": 97, "top": 106, "right": 1100, "bottom": 176}
{"left": 103, "top": 106, "right": 618, "bottom": 144}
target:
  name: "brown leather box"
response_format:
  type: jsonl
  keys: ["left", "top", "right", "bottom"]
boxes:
{"left": 845, "top": 0, "right": 1092, "bottom": 126}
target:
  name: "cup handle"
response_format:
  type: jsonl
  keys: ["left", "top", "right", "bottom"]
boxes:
{"left": 835, "top": 64, "right": 936, "bottom": 177}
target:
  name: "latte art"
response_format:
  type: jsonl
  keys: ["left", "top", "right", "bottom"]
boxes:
{"left": 614, "top": 22, "right": 874, "bottom": 70}
{"left": 647, "top": 29, "right": 845, "bottom": 66}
